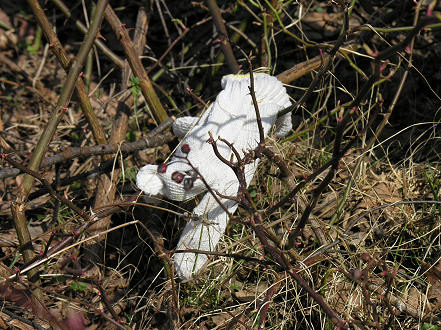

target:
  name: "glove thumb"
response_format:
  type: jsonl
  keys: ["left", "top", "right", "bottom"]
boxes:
{"left": 136, "top": 165, "right": 165, "bottom": 196}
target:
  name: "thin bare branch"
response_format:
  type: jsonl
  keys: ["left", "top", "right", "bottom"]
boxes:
{"left": 206, "top": 0, "right": 240, "bottom": 73}
{"left": 104, "top": 5, "right": 169, "bottom": 123}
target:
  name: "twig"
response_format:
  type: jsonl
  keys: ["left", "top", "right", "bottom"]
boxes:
{"left": 170, "top": 248, "right": 268, "bottom": 264}
{"left": 200, "top": 63, "right": 347, "bottom": 327}
{"left": 206, "top": 0, "right": 240, "bottom": 73}
{"left": 286, "top": 76, "right": 380, "bottom": 246}
{"left": 0, "top": 129, "right": 172, "bottom": 184}
{"left": 276, "top": 54, "right": 330, "bottom": 84}
{"left": 330, "top": 6, "right": 421, "bottom": 225}
{"left": 29, "top": 0, "right": 108, "bottom": 146}
{"left": 21, "top": 0, "right": 108, "bottom": 201}
{"left": 51, "top": 0, "right": 125, "bottom": 69}
{"left": 175, "top": 150, "right": 233, "bottom": 218}
{"left": 285, "top": 14, "right": 441, "bottom": 244}
{"left": 208, "top": 134, "right": 254, "bottom": 208}
{"left": 104, "top": 4, "right": 169, "bottom": 123}
{"left": 247, "top": 61, "right": 265, "bottom": 144}
{"left": 251, "top": 212, "right": 348, "bottom": 328}
{"left": 146, "top": 27, "right": 190, "bottom": 75}
{"left": 258, "top": 145, "right": 291, "bottom": 180}
{"left": 276, "top": 6, "right": 349, "bottom": 119}
{"left": 88, "top": 6, "right": 152, "bottom": 270}
{"left": 3, "top": 154, "right": 91, "bottom": 223}
{"left": 199, "top": 4, "right": 350, "bottom": 327}
{"left": 186, "top": 88, "right": 208, "bottom": 108}
{"left": 5, "top": 193, "right": 139, "bottom": 282}
{"left": 14, "top": 0, "right": 107, "bottom": 289}
{"left": 207, "top": 132, "right": 235, "bottom": 168}
{"left": 272, "top": 7, "right": 386, "bottom": 244}
{"left": 258, "top": 278, "right": 282, "bottom": 329}
{"left": 41, "top": 130, "right": 172, "bottom": 169}
{"left": 234, "top": 50, "right": 293, "bottom": 182}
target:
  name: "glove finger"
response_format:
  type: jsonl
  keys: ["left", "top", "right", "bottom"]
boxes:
{"left": 136, "top": 165, "right": 165, "bottom": 196}
{"left": 174, "top": 179, "right": 239, "bottom": 279}
{"left": 172, "top": 116, "right": 199, "bottom": 138}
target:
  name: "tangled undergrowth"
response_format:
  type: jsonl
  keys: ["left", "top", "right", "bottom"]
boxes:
{"left": 1, "top": 0, "right": 441, "bottom": 329}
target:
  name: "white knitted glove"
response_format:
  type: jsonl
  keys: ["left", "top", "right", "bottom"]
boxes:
{"left": 136, "top": 73, "right": 292, "bottom": 279}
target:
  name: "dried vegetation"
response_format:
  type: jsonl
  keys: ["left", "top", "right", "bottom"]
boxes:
{"left": 1, "top": 0, "right": 441, "bottom": 329}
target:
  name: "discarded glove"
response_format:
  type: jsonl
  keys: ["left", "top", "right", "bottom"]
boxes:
{"left": 136, "top": 73, "right": 292, "bottom": 279}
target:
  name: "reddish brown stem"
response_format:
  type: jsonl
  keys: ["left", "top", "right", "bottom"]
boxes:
{"left": 146, "top": 27, "right": 190, "bottom": 75}
{"left": 247, "top": 60, "right": 265, "bottom": 144}
{"left": 252, "top": 212, "right": 347, "bottom": 328}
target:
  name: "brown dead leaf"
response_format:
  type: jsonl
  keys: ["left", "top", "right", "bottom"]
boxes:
{"left": 211, "top": 312, "right": 248, "bottom": 330}
{"left": 211, "top": 313, "right": 231, "bottom": 327}
{"left": 0, "top": 312, "right": 35, "bottom": 330}
{"left": 0, "top": 314, "right": 10, "bottom": 329}
{"left": 0, "top": 9, "right": 11, "bottom": 28}
{"left": 0, "top": 9, "right": 16, "bottom": 50}
{"left": 350, "top": 170, "right": 404, "bottom": 231}
{"left": 233, "top": 283, "right": 268, "bottom": 303}
{"left": 347, "top": 231, "right": 366, "bottom": 247}
{"left": 0, "top": 30, "right": 17, "bottom": 50}
{"left": 301, "top": 10, "right": 361, "bottom": 39}
{"left": 422, "top": 259, "right": 441, "bottom": 282}
{"left": 302, "top": 224, "right": 315, "bottom": 242}
{"left": 327, "top": 281, "right": 363, "bottom": 315}
{"left": 403, "top": 286, "right": 427, "bottom": 312}
{"left": 314, "top": 191, "right": 337, "bottom": 218}
{"left": 421, "top": 259, "right": 441, "bottom": 311}
{"left": 373, "top": 182, "right": 400, "bottom": 203}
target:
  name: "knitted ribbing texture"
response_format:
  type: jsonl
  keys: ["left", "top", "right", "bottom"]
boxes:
{"left": 136, "top": 73, "right": 292, "bottom": 279}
